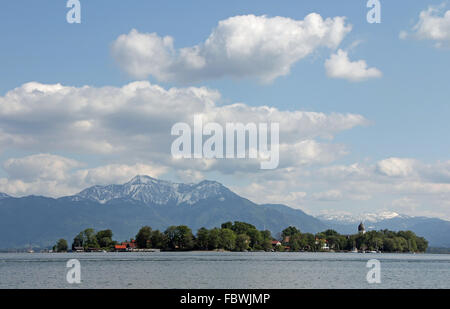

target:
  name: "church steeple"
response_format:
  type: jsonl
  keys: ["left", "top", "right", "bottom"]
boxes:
{"left": 358, "top": 222, "right": 366, "bottom": 234}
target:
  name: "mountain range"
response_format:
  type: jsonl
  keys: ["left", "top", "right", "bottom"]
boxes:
{"left": 0, "top": 175, "right": 449, "bottom": 249}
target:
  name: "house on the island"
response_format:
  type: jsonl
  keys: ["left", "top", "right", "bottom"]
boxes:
{"left": 271, "top": 240, "right": 281, "bottom": 248}
{"left": 115, "top": 239, "right": 137, "bottom": 252}
{"left": 123, "top": 240, "right": 137, "bottom": 249}
{"left": 315, "top": 238, "right": 330, "bottom": 251}
{"left": 114, "top": 244, "right": 127, "bottom": 252}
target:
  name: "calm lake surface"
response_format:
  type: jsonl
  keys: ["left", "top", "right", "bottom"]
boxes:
{"left": 0, "top": 252, "right": 449, "bottom": 289}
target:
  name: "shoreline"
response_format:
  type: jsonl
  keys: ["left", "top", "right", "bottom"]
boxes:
{"left": 0, "top": 250, "right": 438, "bottom": 254}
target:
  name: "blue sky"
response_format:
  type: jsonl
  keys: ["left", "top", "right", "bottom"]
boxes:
{"left": 0, "top": 1, "right": 449, "bottom": 219}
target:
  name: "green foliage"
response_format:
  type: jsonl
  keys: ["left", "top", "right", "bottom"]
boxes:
{"left": 221, "top": 222, "right": 233, "bottom": 230}
{"left": 150, "top": 230, "right": 167, "bottom": 249}
{"left": 260, "top": 230, "right": 273, "bottom": 251}
{"left": 196, "top": 227, "right": 210, "bottom": 250}
{"left": 164, "top": 225, "right": 194, "bottom": 250}
{"left": 193, "top": 222, "right": 274, "bottom": 252}
{"left": 135, "top": 226, "right": 152, "bottom": 249}
{"left": 84, "top": 228, "right": 99, "bottom": 249}
{"left": 348, "top": 229, "right": 428, "bottom": 252}
{"left": 71, "top": 228, "right": 99, "bottom": 250}
{"left": 96, "top": 229, "right": 114, "bottom": 249}
{"left": 208, "top": 228, "right": 221, "bottom": 250}
{"left": 68, "top": 222, "right": 428, "bottom": 253}
{"left": 219, "top": 228, "right": 236, "bottom": 251}
{"left": 230, "top": 222, "right": 257, "bottom": 235}
{"left": 53, "top": 238, "right": 68, "bottom": 252}
{"left": 281, "top": 226, "right": 300, "bottom": 238}
{"left": 72, "top": 232, "right": 84, "bottom": 249}
{"left": 323, "top": 229, "right": 339, "bottom": 236}
{"left": 235, "top": 234, "right": 250, "bottom": 251}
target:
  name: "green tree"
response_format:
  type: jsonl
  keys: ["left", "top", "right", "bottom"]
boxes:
{"left": 323, "top": 229, "right": 339, "bottom": 237}
{"left": 235, "top": 234, "right": 250, "bottom": 251}
{"left": 84, "top": 228, "right": 99, "bottom": 249}
{"left": 247, "top": 229, "right": 263, "bottom": 250}
{"left": 53, "top": 239, "right": 68, "bottom": 252}
{"left": 416, "top": 237, "right": 428, "bottom": 252}
{"left": 151, "top": 230, "right": 167, "bottom": 249}
{"left": 221, "top": 222, "right": 233, "bottom": 230}
{"left": 219, "top": 228, "right": 236, "bottom": 251}
{"left": 288, "top": 233, "right": 303, "bottom": 251}
{"left": 260, "top": 230, "right": 273, "bottom": 251}
{"left": 208, "top": 228, "right": 221, "bottom": 250}
{"left": 303, "top": 233, "right": 316, "bottom": 251}
{"left": 395, "top": 237, "right": 408, "bottom": 252}
{"left": 96, "top": 229, "right": 114, "bottom": 248}
{"left": 72, "top": 228, "right": 99, "bottom": 250}
{"left": 383, "top": 238, "right": 396, "bottom": 252}
{"left": 231, "top": 221, "right": 257, "bottom": 235}
{"left": 282, "top": 226, "right": 300, "bottom": 238}
{"left": 196, "top": 227, "right": 210, "bottom": 250}
{"left": 165, "top": 225, "right": 194, "bottom": 250}
{"left": 136, "top": 226, "right": 152, "bottom": 249}
{"left": 72, "top": 232, "right": 84, "bottom": 250}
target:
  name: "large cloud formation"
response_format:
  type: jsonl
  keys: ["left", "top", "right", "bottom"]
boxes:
{"left": 0, "top": 82, "right": 448, "bottom": 219}
{"left": 0, "top": 81, "right": 366, "bottom": 160}
{"left": 111, "top": 13, "right": 352, "bottom": 83}
{"left": 232, "top": 158, "right": 450, "bottom": 219}
{"left": 0, "top": 81, "right": 365, "bottom": 196}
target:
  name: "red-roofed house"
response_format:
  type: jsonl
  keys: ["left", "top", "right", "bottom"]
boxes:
{"left": 271, "top": 240, "right": 281, "bottom": 247}
{"left": 122, "top": 240, "right": 137, "bottom": 249}
{"left": 114, "top": 244, "right": 127, "bottom": 252}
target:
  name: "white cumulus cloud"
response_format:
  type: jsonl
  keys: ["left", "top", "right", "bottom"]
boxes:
{"left": 0, "top": 81, "right": 368, "bottom": 196}
{"left": 312, "top": 189, "right": 343, "bottom": 202}
{"left": 0, "top": 81, "right": 367, "bottom": 175}
{"left": 401, "top": 5, "right": 450, "bottom": 47}
{"left": 0, "top": 154, "right": 167, "bottom": 197}
{"left": 324, "top": 49, "right": 382, "bottom": 82}
{"left": 111, "top": 13, "right": 352, "bottom": 83}
{"left": 376, "top": 157, "right": 416, "bottom": 177}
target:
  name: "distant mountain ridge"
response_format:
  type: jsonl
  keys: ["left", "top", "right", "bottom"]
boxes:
{"left": 0, "top": 176, "right": 326, "bottom": 249}
{"left": 0, "top": 192, "right": 10, "bottom": 199}
{"left": 0, "top": 175, "right": 449, "bottom": 249}
{"left": 317, "top": 211, "right": 410, "bottom": 224}
{"left": 319, "top": 214, "right": 450, "bottom": 248}
{"left": 71, "top": 175, "right": 234, "bottom": 205}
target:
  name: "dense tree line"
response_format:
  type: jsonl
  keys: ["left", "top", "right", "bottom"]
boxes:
{"left": 285, "top": 228, "right": 428, "bottom": 253}
{"left": 53, "top": 239, "right": 68, "bottom": 252}
{"left": 70, "top": 228, "right": 116, "bottom": 251}
{"left": 53, "top": 222, "right": 428, "bottom": 253}
{"left": 134, "top": 221, "right": 273, "bottom": 251}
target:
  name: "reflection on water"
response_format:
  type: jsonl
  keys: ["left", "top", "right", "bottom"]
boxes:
{"left": 0, "top": 252, "right": 449, "bottom": 289}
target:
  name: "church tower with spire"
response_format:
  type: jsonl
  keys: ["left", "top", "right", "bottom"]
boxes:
{"left": 358, "top": 222, "right": 366, "bottom": 234}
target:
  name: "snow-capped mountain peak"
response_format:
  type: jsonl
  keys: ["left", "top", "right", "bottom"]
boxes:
{"left": 71, "top": 175, "right": 234, "bottom": 205}
{"left": 125, "top": 175, "right": 159, "bottom": 185}
{"left": 0, "top": 192, "right": 10, "bottom": 199}
{"left": 318, "top": 211, "right": 409, "bottom": 223}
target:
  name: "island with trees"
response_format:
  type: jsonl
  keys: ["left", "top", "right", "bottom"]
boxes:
{"left": 51, "top": 221, "right": 428, "bottom": 253}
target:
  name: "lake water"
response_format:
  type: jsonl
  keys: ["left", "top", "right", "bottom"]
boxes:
{"left": 0, "top": 252, "right": 449, "bottom": 289}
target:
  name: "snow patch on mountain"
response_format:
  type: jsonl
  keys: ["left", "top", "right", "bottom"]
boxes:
{"left": 318, "top": 211, "right": 409, "bottom": 223}
{"left": 0, "top": 192, "right": 11, "bottom": 199}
